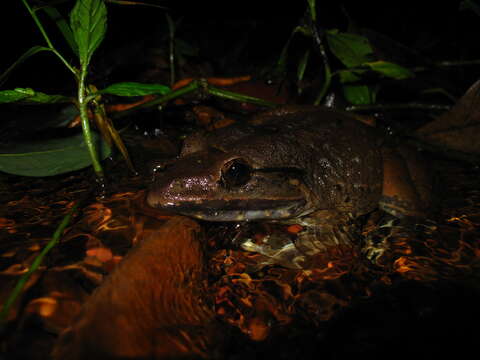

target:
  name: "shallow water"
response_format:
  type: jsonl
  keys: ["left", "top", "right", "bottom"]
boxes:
{"left": 0, "top": 154, "right": 479, "bottom": 359}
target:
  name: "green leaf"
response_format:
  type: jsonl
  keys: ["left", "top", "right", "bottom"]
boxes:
{"left": 326, "top": 30, "right": 374, "bottom": 68}
{"left": 0, "top": 88, "right": 34, "bottom": 103}
{"left": 0, "top": 131, "right": 111, "bottom": 177}
{"left": 338, "top": 69, "right": 363, "bottom": 83}
{"left": 0, "top": 88, "right": 72, "bottom": 104}
{"left": 460, "top": 0, "right": 480, "bottom": 16}
{"left": 70, "top": 0, "right": 107, "bottom": 66}
{"left": 343, "top": 84, "right": 377, "bottom": 105}
{"left": 296, "top": 49, "right": 310, "bottom": 85}
{"left": 276, "top": 32, "right": 294, "bottom": 74}
{"left": 98, "top": 82, "right": 171, "bottom": 96}
{"left": 293, "top": 24, "right": 312, "bottom": 37}
{"left": 42, "top": 6, "right": 78, "bottom": 56}
{"left": 366, "top": 61, "right": 414, "bottom": 79}
{"left": 0, "top": 46, "right": 51, "bottom": 86}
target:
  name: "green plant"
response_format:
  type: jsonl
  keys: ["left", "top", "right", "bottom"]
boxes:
{"left": 0, "top": 0, "right": 277, "bottom": 180}
{"left": 0, "top": 0, "right": 171, "bottom": 180}
{"left": 276, "top": 0, "right": 414, "bottom": 105}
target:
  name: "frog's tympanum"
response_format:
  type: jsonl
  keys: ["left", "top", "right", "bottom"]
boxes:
{"left": 147, "top": 105, "right": 429, "bottom": 269}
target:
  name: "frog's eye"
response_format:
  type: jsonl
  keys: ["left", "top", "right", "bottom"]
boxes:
{"left": 220, "top": 159, "right": 251, "bottom": 188}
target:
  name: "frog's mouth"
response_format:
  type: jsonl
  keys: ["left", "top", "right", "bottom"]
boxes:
{"left": 146, "top": 155, "right": 313, "bottom": 221}
{"left": 158, "top": 198, "right": 308, "bottom": 221}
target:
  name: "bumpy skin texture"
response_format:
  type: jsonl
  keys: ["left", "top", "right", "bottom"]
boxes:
{"left": 147, "top": 106, "right": 384, "bottom": 222}
{"left": 146, "top": 106, "right": 400, "bottom": 269}
{"left": 52, "top": 217, "right": 217, "bottom": 360}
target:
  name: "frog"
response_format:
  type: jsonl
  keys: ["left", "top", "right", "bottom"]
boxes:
{"left": 146, "top": 105, "right": 431, "bottom": 269}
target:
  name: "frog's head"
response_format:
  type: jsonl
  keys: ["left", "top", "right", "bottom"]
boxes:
{"left": 146, "top": 149, "right": 311, "bottom": 221}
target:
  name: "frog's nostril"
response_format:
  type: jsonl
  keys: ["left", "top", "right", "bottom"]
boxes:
{"left": 220, "top": 159, "right": 251, "bottom": 189}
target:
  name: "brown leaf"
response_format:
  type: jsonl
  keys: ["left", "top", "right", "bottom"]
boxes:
{"left": 415, "top": 80, "right": 480, "bottom": 155}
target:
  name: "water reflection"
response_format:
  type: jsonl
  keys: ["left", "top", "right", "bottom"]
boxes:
{"left": 0, "top": 158, "right": 479, "bottom": 358}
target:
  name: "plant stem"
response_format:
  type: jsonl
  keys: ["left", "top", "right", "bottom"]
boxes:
{"left": 345, "top": 102, "right": 451, "bottom": 112}
{"left": 207, "top": 86, "right": 277, "bottom": 108}
{"left": 0, "top": 201, "right": 80, "bottom": 328}
{"left": 314, "top": 63, "right": 332, "bottom": 106}
{"left": 110, "top": 80, "right": 277, "bottom": 121}
{"left": 78, "top": 64, "right": 104, "bottom": 179}
{"left": 308, "top": 14, "right": 332, "bottom": 105}
{"left": 21, "top": 0, "right": 77, "bottom": 77}
{"left": 166, "top": 13, "right": 176, "bottom": 86}
{"left": 112, "top": 80, "right": 201, "bottom": 119}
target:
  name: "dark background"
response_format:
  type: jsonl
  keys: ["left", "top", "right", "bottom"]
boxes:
{"left": 1, "top": 2, "right": 480, "bottom": 359}
{"left": 2, "top": 1, "right": 479, "bottom": 96}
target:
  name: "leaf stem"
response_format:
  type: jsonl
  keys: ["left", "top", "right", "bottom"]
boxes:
{"left": 21, "top": 0, "right": 77, "bottom": 77}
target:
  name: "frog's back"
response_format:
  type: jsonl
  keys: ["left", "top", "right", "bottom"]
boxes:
{"left": 207, "top": 106, "right": 384, "bottom": 217}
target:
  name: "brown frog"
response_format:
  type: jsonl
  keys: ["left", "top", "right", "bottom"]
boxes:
{"left": 146, "top": 105, "right": 431, "bottom": 268}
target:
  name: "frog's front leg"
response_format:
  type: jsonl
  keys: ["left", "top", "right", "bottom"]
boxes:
{"left": 240, "top": 211, "right": 359, "bottom": 270}
{"left": 240, "top": 232, "right": 307, "bottom": 269}
{"left": 291, "top": 210, "right": 359, "bottom": 257}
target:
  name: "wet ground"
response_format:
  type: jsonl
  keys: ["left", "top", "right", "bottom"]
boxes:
{"left": 0, "top": 131, "right": 479, "bottom": 359}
